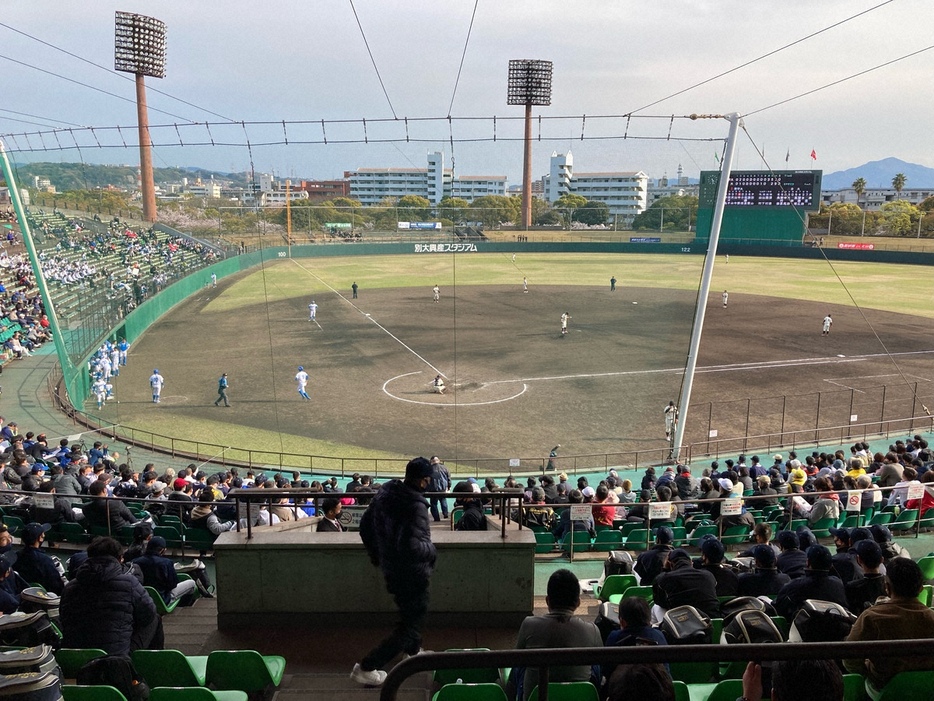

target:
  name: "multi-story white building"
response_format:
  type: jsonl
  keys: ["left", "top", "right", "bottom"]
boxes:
{"left": 647, "top": 165, "right": 699, "bottom": 204}
{"left": 347, "top": 152, "right": 506, "bottom": 206}
{"left": 820, "top": 187, "right": 934, "bottom": 210}
{"left": 451, "top": 176, "right": 507, "bottom": 201}
{"left": 542, "top": 151, "right": 649, "bottom": 223}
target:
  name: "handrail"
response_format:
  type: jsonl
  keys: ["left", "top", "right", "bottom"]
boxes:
{"left": 380, "top": 639, "right": 928, "bottom": 701}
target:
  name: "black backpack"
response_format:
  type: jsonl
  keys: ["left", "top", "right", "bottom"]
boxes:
{"left": 603, "top": 551, "right": 634, "bottom": 578}
{"left": 788, "top": 600, "right": 857, "bottom": 643}
{"left": 77, "top": 655, "right": 149, "bottom": 701}
{"left": 721, "top": 609, "right": 784, "bottom": 644}
{"left": 660, "top": 605, "right": 712, "bottom": 645}
{"left": 720, "top": 596, "right": 776, "bottom": 622}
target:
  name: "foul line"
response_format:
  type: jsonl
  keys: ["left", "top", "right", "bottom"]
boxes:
{"left": 289, "top": 259, "right": 446, "bottom": 378}
{"left": 483, "top": 353, "right": 888, "bottom": 386}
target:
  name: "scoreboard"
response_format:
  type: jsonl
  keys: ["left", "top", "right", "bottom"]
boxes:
{"left": 699, "top": 170, "right": 821, "bottom": 211}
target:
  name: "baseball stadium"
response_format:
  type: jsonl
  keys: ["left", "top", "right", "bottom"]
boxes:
{"left": 2, "top": 4, "right": 934, "bottom": 700}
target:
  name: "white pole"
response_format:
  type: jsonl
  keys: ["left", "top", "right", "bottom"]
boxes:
{"left": 671, "top": 113, "right": 742, "bottom": 461}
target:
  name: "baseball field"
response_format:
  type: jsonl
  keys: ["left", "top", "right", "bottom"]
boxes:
{"left": 88, "top": 251, "right": 934, "bottom": 472}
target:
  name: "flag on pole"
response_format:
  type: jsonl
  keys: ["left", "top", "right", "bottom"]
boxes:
{"left": 810, "top": 149, "right": 817, "bottom": 161}
{"left": 785, "top": 149, "right": 790, "bottom": 164}
{"left": 714, "top": 151, "right": 720, "bottom": 164}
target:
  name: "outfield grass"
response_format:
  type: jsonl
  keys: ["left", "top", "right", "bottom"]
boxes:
{"left": 212, "top": 253, "right": 934, "bottom": 319}
{"left": 116, "top": 250, "right": 934, "bottom": 468}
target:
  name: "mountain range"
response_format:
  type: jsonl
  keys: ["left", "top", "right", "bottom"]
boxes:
{"left": 822, "top": 157, "right": 934, "bottom": 190}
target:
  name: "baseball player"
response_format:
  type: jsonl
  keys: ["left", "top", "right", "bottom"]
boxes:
{"left": 308, "top": 300, "right": 318, "bottom": 321}
{"left": 149, "top": 369, "right": 165, "bottom": 404}
{"left": 822, "top": 314, "right": 833, "bottom": 336}
{"left": 296, "top": 366, "right": 310, "bottom": 400}
{"left": 560, "top": 312, "right": 571, "bottom": 335}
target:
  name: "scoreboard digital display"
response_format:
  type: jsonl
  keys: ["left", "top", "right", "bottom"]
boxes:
{"left": 699, "top": 170, "right": 821, "bottom": 211}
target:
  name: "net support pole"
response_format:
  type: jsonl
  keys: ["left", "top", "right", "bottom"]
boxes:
{"left": 0, "top": 140, "right": 76, "bottom": 405}
{"left": 671, "top": 113, "right": 742, "bottom": 461}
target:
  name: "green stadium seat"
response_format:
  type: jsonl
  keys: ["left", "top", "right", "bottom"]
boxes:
{"left": 62, "top": 685, "right": 128, "bottom": 701}
{"left": 809, "top": 516, "right": 836, "bottom": 539}
{"left": 146, "top": 585, "right": 181, "bottom": 616}
{"left": 150, "top": 689, "right": 247, "bottom": 701}
{"left": 669, "top": 660, "right": 718, "bottom": 685}
{"left": 842, "top": 673, "right": 869, "bottom": 701}
{"left": 622, "top": 529, "right": 651, "bottom": 551}
{"left": 432, "top": 649, "right": 501, "bottom": 686}
{"left": 132, "top": 649, "right": 209, "bottom": 687}
{"left": 433, "top": 683, "right": 508, "bottom": 701}
{"left": 873, "top": 670, "right": 934, "bottom": 701}
{"left": 205, "top": 650, "right": 286, "bottom": 693}
{"left": 56, "top": 648, "right": 107, "bottom": 679}
{"left": 889, "top": 508, "right": 918, "bottom": 534}
{"left": 608, "top": 585, "right": 653, "bottom": 607}
{"left": 560, "top": 531, "right": 592, "bottom": 553}
{"left": 917, "top": 556, "right": 934, "bottom": 582}
{"left": 534, "top": 531, "right": 556, "bottom": 554}
{"left": 868, "top": 512, "right": 894, "bottom": 527}
{"left": 720, "top": 525, "right": 750, "bottom": 546}
{"left": 527, "top": 682, "right": 598, "bottom": 701}
{"left": 593, "top": 574, "right": 637, "bottom": 602}
{"left": 592, "top": 530, "right": 623, "bottom": 552}
{"left": 673, "top": 680, "right": 690, "bottom": 701}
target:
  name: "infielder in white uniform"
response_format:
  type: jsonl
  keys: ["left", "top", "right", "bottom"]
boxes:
{"left": 560, "top": 312, "right": 571, "bottom": 335}
{"left": 296, "top": 366, "right": 310, "bottom": 400}
{"left": 822, "top": 314, "right": 833, "bottom": 335}
{"left": 308, "top": 301, "right": 318, "bottom": 321}
{"left": 149, "top": 369, "right": 165, "bottom": 404}
{"left": 432, "top": 285, "right": 440, "bottom": 303}
{"left": 722, "top": 290, "right": 729, "bottom": 308}
{"left": 664, "top": 401, "right": 678, "bottom": 441}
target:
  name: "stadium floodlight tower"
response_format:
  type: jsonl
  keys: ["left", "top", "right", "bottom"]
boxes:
{"left": 114, "top": 10, "right": 166, "bottom": 223}
{"left": 507, "top": 59, "right": 552, "bottom": 230}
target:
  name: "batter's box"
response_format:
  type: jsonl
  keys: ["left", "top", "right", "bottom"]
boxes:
{"left": 823, "top": 373, "right": 932, "bottom": 393}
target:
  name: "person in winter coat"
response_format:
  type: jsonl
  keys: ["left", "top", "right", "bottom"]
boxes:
{"left": 60, "top": 536, "right": 161, "bottom": 656}
{"left": 351, "top": 457, "right": 436, "bottom": 687}
{"left": 453, "top": 481, "right": 488, "bottom": 531}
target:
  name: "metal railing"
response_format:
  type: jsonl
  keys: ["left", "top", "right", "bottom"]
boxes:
{"left": 380, "top": 639, "right": 927, "bottom": 701}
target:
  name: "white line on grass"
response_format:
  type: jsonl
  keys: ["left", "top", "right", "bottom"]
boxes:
{"left": 290, "top": 259, "right": 448, "bottom": 379}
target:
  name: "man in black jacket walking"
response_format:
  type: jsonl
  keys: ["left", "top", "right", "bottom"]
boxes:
{"left": 352, "top": 457, "right": 436, "bottom": 686}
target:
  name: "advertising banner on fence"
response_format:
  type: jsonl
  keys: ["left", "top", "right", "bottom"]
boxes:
{"left": 837, "top": 242, "right": 875, "bottom": 250}
{"left": 398, "top": 221, "right": 442, "bottom": 230}
{"left": 630, "top": 237, "right": 662, "bottom": 243}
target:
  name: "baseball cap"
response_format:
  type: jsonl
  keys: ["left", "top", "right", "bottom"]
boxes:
{"left": 173, "top": 478, "right": 188, "bottom": 491}
{"left": 806, "top": 544, "right": 833, "bottom": 571}
{"left": 700, "top": 535, "right": 726, "bottom": 563}
{"left": 404, "top": 457, "right": 433, "bottom": 480}
{"left": 30, "top": 464, "right": 46, "bottom": 473}
{"left": 853, "top": 539, "right": 883, "bottom": 567}
{"left": 869, "top": 524, "right": 893, "bottom": 543}
{"left": 655, "top": 526, "right": 674, "bottom": 545}
{"left": 581, "top": 486, "right": 596, "bottom": 498}
{"left": 790, "top": 468, "right": 807, "bottom": 486}
{"left": 751, "top": 543, "right": 778, "bottom": 569}
{"left": 777, "top": 530, "right": 800, "bottom": 550}
{"left": 850, "top": 527, "right": 872, "bottom": 544}
{"left": 21, "top": 522, "right": 51, "bottom": 545}
{"left": 146, "top": 536, "right": 167, "bottom": 553}
{"left": 152, "top": 481, "right": 167, "bottom": 493}
{"left": 828, "top": 527, "right": 851, "bottom": 543}
{"left": 717, "top": 478, "right": 733, "bottom": 491}
{"left": 668, "top": 549, "right": 692, "bottom": 566}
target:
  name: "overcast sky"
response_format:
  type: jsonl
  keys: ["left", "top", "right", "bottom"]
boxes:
{"left": 2, "top": 1, "right": 931, "bottom": 184}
